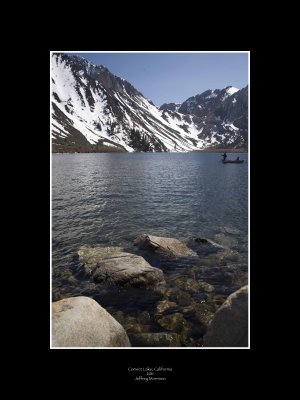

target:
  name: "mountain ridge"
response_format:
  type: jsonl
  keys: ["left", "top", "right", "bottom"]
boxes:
{"left": 51, "top": 53, "right": 248, "bottom": 153}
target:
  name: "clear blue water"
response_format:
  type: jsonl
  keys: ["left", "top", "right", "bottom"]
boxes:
{"left": 52, "top": 152, "right": 248, "bottom": 345}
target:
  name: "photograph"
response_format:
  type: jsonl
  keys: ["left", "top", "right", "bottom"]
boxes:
{"left": 51, "top": 51, "right": 249, "bottom": 355}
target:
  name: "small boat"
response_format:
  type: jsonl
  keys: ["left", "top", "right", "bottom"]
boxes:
{"left": 222, "top": 159, "right": 244, "bottom": 164}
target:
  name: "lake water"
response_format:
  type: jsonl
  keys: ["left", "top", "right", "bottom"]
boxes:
{"left": 52, "top": 152, "right": 248, "bottom": 346}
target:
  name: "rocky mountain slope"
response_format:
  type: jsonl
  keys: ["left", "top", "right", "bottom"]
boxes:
{"left": 160, "top": 86, "right": 248, "bottom": 149}
{"left": 51, "top": 53, "right": 248, "bottom": 152}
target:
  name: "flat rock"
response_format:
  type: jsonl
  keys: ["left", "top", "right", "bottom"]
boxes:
{"left": 52, "top": 296, "right": 130, "bottom": 347}
{"left": 133, "top": 234, "right": 197, "bottom": 257}
{"left": 128, "top": 332, "right": 181, "bottom": 347}
{"left": 78, "top": 246, "right": 123, "bottom": 274}
{"left": 78, "top": 246, "right": 165, "bottom": 289}
{"left": 203, "top": 285, "right": 248, "bottom": 347}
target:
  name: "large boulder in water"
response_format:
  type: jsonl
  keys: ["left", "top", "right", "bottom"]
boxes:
{"left": 78, "top": 246, "right": 165, "bottom": 289}
{"left": 52, "top": 296, "right": 131, "bottom": 347}
{"left": 203, "top": 285, "right": 248, "bottom": 347}
{"left": 133, "top": 234, "right": 197, "bottom": 257}
{"left": 77, "top": 246, "right": 123, "bottom": 274}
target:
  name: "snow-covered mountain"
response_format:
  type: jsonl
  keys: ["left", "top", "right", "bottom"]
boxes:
{"left": 160, "top": 86, "right": 248, "bottom": 149}
{"left": 51, "top": 53, "right": 248, "bottom": 152}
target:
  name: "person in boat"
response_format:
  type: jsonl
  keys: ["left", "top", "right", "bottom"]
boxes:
{"left": 222, "top": 152, "right": 227, "bottom": 161}
{"left": 236, "top": 156, "right": 240, "bottom": 161}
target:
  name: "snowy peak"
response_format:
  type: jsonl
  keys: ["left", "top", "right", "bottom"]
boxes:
{"left": 51, "top": 53, "right": 248, "bottom": 153}
{"left": 53, "top": 53, "right": 142, "bottom": 98}
{"left": 225, "top": 86, "right": 239, "bottom": 96}
{"left": 176, "top": 86, "right": 244, "bottom": 115}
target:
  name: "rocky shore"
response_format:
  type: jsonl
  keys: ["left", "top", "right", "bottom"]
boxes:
{"left": 52, "top": 234, "right": 248, "bottom": 348}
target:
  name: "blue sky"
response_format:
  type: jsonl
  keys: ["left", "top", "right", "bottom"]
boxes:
{"left": 68, "top": 52, "right": 248, "bottom": 106}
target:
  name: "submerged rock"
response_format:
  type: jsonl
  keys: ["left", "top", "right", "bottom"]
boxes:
{"left": 231, "top": 272, "right": 248, "bottom": 287}
{"left": 180, "top": 301, "right": 214, "bottom": 326}
{"left": 133, "top": 234, "right": 197, "bottom": 257}
{"left": 182, "top": 337, "right": 204, "bottom": 347}
{"left": 137, "top": 310, "right": 151, "bottom": 324}
{"left": 207, "top": 294, "right": 227, "bottom": 308}
{"left": 171, "top": 276, "right": 202, "bottom": 293}
{"left": 186, "top": 236, "right": 242, "bottom": 264}
{"left": 193, "top": 236, "right": 209, "bottom": 244}
{"left": 165, "top": 287, "right": 193, "bottom": 306}
{"left": 157, "top": 312, "right": 191, "bottom": 333}
{"left": 202, "top": 248, "right": 240, "bottom": 266}
{"left": 156, "top": 300, "right": 177, "bottom": 314}
{"left": 122, "top": 314, "right": 151, "bottom": 333}
{"left": 52, "top": 296, "right": 130, "bottom": 347}
{"left": 203, "top": 285, "right": 248, "bottom": 347}
{"left": 198, "top": 282, "right": 215, "bottom": 292}
{"left": 78, "top": 246, "right": 164, "bottom": 289}
{"left": 221, "top": 226, "right": 241, "bottom": 235}
{"left": 124, "top": 323, "right": 151, "bottom": 334}
{"left": 217, "top": 249, "right": 240, "bottom": 262}
{"left": 128, "top": 332, "right": 181, "bottom": 347}
{"left": 194, "top": 304, "right": 215, "bottom": 325}
{"left": 171, "top": 276, "right": 215, "bottom": 293}
{"left": 214, "top": 234, "right": 238, "bottom": 249}
{"left": 186, "top": 236, "right": 223, "bottom": 254}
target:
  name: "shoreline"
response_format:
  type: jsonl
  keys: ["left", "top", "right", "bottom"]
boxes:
{"left": 52, "top": 148, "right": 248, "bottom": 154}
{"left": 193, "top": 148, "right": 248, "bottom": 153}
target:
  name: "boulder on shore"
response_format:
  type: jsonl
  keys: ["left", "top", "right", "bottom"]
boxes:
{"left": 203, "top": 285, "right": 248, "bottom": 347}
{"left": 52, "top": 296, "right": 131, "bottom": 347}
{"left": 133, "top": 234, "right": 197, "bottom": 257}
{"left": 78, "top": 246, "right": 165, "bottom": 289}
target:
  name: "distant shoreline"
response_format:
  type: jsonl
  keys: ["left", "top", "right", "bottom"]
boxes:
{"left": 52, "top": 148, "right": 248, "bottom": 154}
{"left": 193, "top": 148, "right": 248, "bottom": 153}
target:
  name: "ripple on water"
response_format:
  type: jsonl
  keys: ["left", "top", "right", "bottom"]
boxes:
{"left": 52, "top": 153, "right": 248, "bottom": 345}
